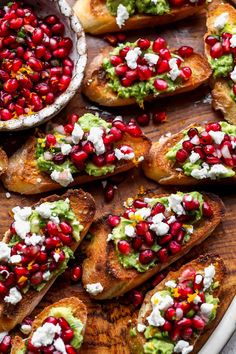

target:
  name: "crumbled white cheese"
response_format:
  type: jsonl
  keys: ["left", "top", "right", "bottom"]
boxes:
{"left": 50, "top": 215, "right": 60, "bottom": 225}
{"left": 200, "top": 303, "right": 214, "bottom": 321}
{"left": 0, "top": 332, "right": 8, "bottom": 343}
{"left": 125, "top": 225, "right": 136, "bottom": 237}
{"left": 134, "top": 207, "right": 151, "bottom": 220}
{"left": 168, "top": 215, "right": 176, "bottom": 224}
{"left": 20, "top": 324, "right": 32, "bottom": 335}
{"left": 214, "top": 12, "right": 229, "bottom": 30}
{"left": 191, "top": 163, "right": 210, "bottom": 180}
{"left": 114, "top": 146, "right": 135, "bottom": 160}
{"left": 35, "top": 203, "right": 52, "bottom": 219}
{"left": 147, "top": 308, "right": 165, "bottom": 327}
{"left": 195, "top": 274, "right": 203, "bottom": 284}
{"left": 0, "top": 242, "right": 11, "bottom": 261}
{"left": 54, "top": 337, "right": 67, "bottom": 354}
{"left": 85, "top": 282, "right": 104, "bottom": 296}
{"left": 14, "top": 219, "right": 31, "bottom": 239}
{"left": 165, "top": 280, "right": 177, "bottom": 289}
{"left": 31, "top": 323, "right": 61, "bottom": 347}
{"left": 10, "top": 255, "right": 22, "bottom": 264}
{"left": 174, "top": 340, "right": 193, "bottom": 354}
{"left": 116, "top": 4, "right": 129, "bottom": 28}
{"left": 137, "top": 324, "right": 147, "bottom": 333}
{"left": 230, "top": 65, "right": 236, "bottom": 82}
{"left": 230, "top": 34, "right": 236, "bottom": 48}
{"left": 208, "top": 164, "right": 231, "bottom": 179}
{"left": 71, "top": 123, "right": 84, "bottom": 144}
{"left": 176, "top": 308, "right": 183, "bottom": 320}
{"left": 168, "top": 58, "right": 180, "bottom": 81}
{"left": 87, "top": 127, "right": 105, "bottom": 155}
{"left": 43, "top": 271, "right": 51, "bottom": 281}
{"left": 168, "top": 194, "right": 186, "bottom": 216}
{"left": 5, "top": 192, "right": 11, "bottom": 199}
{"left": 144, "top": 53, "right": 159, "bottom": 66}
{"left": 107, "top": 233, "right": 114, "bottom": 242}
{"left": 152, "top": 213, "right": 165, "bottom": 223}
{"left": 61, "top": 143, "right": 72, "bottom": 155}
{"left": 50, "top": 168, "right": 74, "bottom": 187}
{"left": 4, "top": 287, "right": 22, "bottom": 305}
{"left": 208, "top": 130, "right": 225, "bottom": 145}
{"left": 12, "top": 206, "right": 32, "bottom": 239}
{"left": 189, "top": 151, "right": 201, "bottom": 164}
{"left": 190, "top": 135, "right": 200, "bottom": 145}
{"left": 193, "top": 295, "right": 202, "bottom": 304}
{"left": 125, "top": 47, "right": 141, "bottom": 69}
{"left": 53, "top": 253, "right": 60, "bottom": 262}
{"left": 203, "top": 264, "right": 215, "bottom": 290}
{"left": 25, "top": 234, "right": 45, "bottom": 246}
{"left": 150, "top": 220, "right": 169, "bottom": 236}
{"left": 151, "top": 292, "right": 174, "bottom": 311}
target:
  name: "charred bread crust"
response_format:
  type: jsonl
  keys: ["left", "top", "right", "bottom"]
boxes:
{"left": 205, "top": 3, "right": 236, "bottom": 124}
{"left": 0, "top": 147, "right": 8, "bottom": 175}
{"left": 82, "top": 192, "right": 224, "bottom": 300}
{"left": 2, "top": 133, "right": 151, "bottom": 195}
{"left": 142, "top": 123, "right": 236, "bottom": 185}
{"left": 0, "top": 189, "right": 95, "bottom": 331}
{"left": 82, "top": 47, "right": 212, "bottom": 107}
{"left": 73, "top": 0, "right": 206, "bottom": 35}
{"left": 130, "top": 254, "right": 226, "bottom": 354}
{"left": 10, "top": 297, "right": 87, "bottom": 354}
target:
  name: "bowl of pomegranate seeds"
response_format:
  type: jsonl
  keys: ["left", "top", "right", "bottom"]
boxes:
{"left": 0, "top": 0, "right": 86, "bottom": 131}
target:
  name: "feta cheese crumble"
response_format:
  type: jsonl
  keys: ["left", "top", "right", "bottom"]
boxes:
{"left": 144, "top": 53, "right": 159, "bottom": 66}
{"left": 200, "top": 303, "right": 214, "bottom": 321}
{"left": 168, "top": 58, "right": 180, "bottom": 81}
{"left": 189, "top": 151, "right": 201, "bottom": 164}
{"left": 230, "top": 65, "right": 236, "bottom": 82}
{"left": 125, "top": 47, "right": 142, "bottom": 69}
{"left": 125, "top": 225, "right": 136, "bottom": 237}
{"left": 208, "top": 130, "right": 225, "bottom": 145}
{"left": 203, "top": 264, "right": 215, "bottom": 290}
{"left": 71, "top": 123, "right": 84, "bottom": 144}
{"left": 87, "top": 127, "right": 105, "bottom": 155}
{"left": 31, "top": 322, "right": 61, "bottom": 347}
{"left": 230, "top": 34, "right": 236, "bottom": 48}
{"left": 165, "top": 280, "right": 177, "bottom": 288}
{"left": 214, "top": 12, "right": 229, "bottom": 30}
{"left": 85, "top": 282, "right": 104, "bottom": 296}
{"left": 50, "top": 168, "right": 74, "bottom": 187}
{"left": 168, "top": 194, "right": 185, "bottom": 216}
{"left": 116, "top": 4, "right": 129, "bottom": 28}
{"left": 174, "top": 340, "right": 193, "bottom": 354}
{"left": 0, "top": 242, "right": 11, "bottom": 261}
{"left": 4, "top": 287, "right": 22, "bottom": 305}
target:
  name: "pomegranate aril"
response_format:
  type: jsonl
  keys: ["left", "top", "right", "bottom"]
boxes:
{"left": 104, "top": 184, "right": 115, "bottom": 202}
{"left": 136, "top": 113, "right": 150, "bottom": 126}
{"left": 210, "top": 42, "right": 223, "bottom": 58}
{"left": 153, "top": 37, "right": 166, "bottom": 53}
{"left": 118, "top": 240, "right": 131, "bottom": 255}
{"left": 192, "top": 316, "right": 205, "bottom": 330}
{"left": 153, "top": 111, "right": 167, "bottom": 124}
{"left": 58, "top": 233, "right": 73, "bottom": 246}
{"left": 169, "top": 241, "right": 181, "bottom": 254}
{"left": 178, "top": 46, "right": 193, "bottom": 57}
{"left": 159, "top": 48, "right": 171, "bottom": 60}
{"left": 170, "top": 222, "right": 182, "bottom": 236}
{"left": 30, "top": 271, "right": 43, "bottom": 286}
{"left": 137, "top": 65, "right": 152, "bottom": 81}
{"left": 0, "top": 282, "right": 8, "bottom": 296}
{"left": 133, "top": 199, "right": 147, "bottom": 208}
{"left": 157, "top": 248, "right": 168, "bottom": 263}
{"left": 93, "top": 155, "right": 105, "bottom": 167}
{"left": 176, "top": 149, "right": 189, "bottom": 163}
{"left": 205, "top": 35, "right": 219, "bottom": 46}
{"left": 177, "top": 318, "right": 192, "bottom": 328}
{"left": 151, "top": 203, "right": 165, "bottom": 215}
{"left": 206, "top": 156, "right": 221, "bottom": 164}
{"left": 144, "top": 231, "right": 155, "bottom": 246}
{"left": 126, "top": 124, "right": 142, "bottom": 137}
{"left": 180, "top": 67, "right": 192, "bottom": 81}
{"left": 182, "top": 327, "right": 193, "bottom": 340}
{"left": 165, "top": 307, "right": 176, "bottom": 321}
{"left": 46, "top": 134, "right": 56, "bottom": 147}
{"left": 132, "top": 235, "right": 143, "bottom": 250}
{"left": 202, "top": 202, "right": 213, "bottom": 218}
{"left": 159, "top": 234, "right": 172, "bottom": 245}
{"left": 162, "top": 320, "right": 172, "bottom": 332}
{"left": 60, "top": 221, "right": 72, "bottom": 234}
{"left": 206, "top": 122, "right": 221, "bottom": 132}
{"left": 154, "top": 78, "right": 168, "bottom": 91}
{"left": 136, "top": 221, "right": 149, "bottom": 236}
{"left": 110, "top": 55, "right": 123, "bottom": 66}
{"left": 62, "top": 328, "right": 74, "bottom": 343}
{"left": 65, "top": 345, "right": 77, "bottom": 354}
{"left": 204, "top": 144, "right": 215, "bottom": 155}
{"left": 139, "top": 249, "right": 155, "bottom": 264}
{"left": 71, "top": 266, "right": 82, "bottom": 282}
{"left": 107, "top": 215, "right": 120, "bottom": 227}
{"left": 44, "top": 316, "right": 58, "bottom": 325}
{"left": 0, "top": 334, "right": 11, "bottom": 353}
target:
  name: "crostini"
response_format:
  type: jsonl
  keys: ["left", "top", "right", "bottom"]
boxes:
{"left": 2, "top": 112, "right": 150, "bottom": 195}
{"left": 143, "top": 121, "right": 236, "bottom": 185}
{"left": 82, "top": 190, "right": 223, "bottom": 300}
{"left": 130, "top": 254, "right": 225, "bottom": 354}
{"left": 73, "top": 0, "right": 206, "bottom": 35}
{"left": 0, "top": 189, "right": 95, "bottom": 331}
{"left": 205, "top": 3, "right": 236, "bottom": 124}
{"left": 0, "top": 148, "right": 8, "bottom": 176}
{"left": 82, "top": 37, "right": 212, "bottom": 107}
{"left": 11, "top": 297, "right": 87, "bottom": 354}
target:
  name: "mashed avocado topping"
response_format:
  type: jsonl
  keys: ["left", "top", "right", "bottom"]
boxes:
{"left": 211, "top": 54, "right": 233, "bottom": 78}
{"left": 36, "top": 112, "right": 142, "bottom": 186}
{"left": 166, "top": 121, "right": 236, "bottom": 180}
{"left": 108, "top": 192, "right": 208, "bottom": 273}
{"left": 136, "top": 264, "right": 220, "bottom": 354}
{"left": 106, "top": 0, "right": 169, "bottom": 16}
{"left": 103, "top": 40, "right": 191, "bottom": 105}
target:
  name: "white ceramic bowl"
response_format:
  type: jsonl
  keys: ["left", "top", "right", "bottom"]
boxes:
{"left": 0, "top": 0, "right": 87, "bottom": 131}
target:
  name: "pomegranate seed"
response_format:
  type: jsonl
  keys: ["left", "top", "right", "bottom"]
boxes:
{"left": 136, "top": 113, "right": 150, "bottom": 126}
{"left": 162, "top": 320, "right": 172, "bottom": 332}
{"left": 180, "top": 67, "right": 192, "bottom": 80}
{"left": 4, "top": 78, "right": 18, "bottom": 93}
{"left": 115, "top": 64, "right": 128, "bottom": 76}
{"left": 110, "top": 55, "right": 123, "bottom": 66}
{"left": 151, "top": 203, "right": 165, "bottom": 215}
{"left": 206, "top": 156, "right": 221, "bottom": 164}
{"left": 93, "top": 155, "right": 105, "bottom": 167}
{"left": 176, "top": 149, "right": 189, "bottom": 162}
{"left": 139, "top": 249, "right": 155, "bottom": 264}
{"left": 210, "top": 42, "right": 223, "bottom": 58}
{"left": 37, "top": 251, "right": 48, "bottom": 263}
{"left": 132, "top": 236, "right": 143, "bottom": 250}
{"left": 104, "top": 184, "right": 115, "bottom": 202}
{"left": 112, "top": 120, "right": 127, "bottom": 131}
{"left": 144, "top": 231, "right": 155, "bottom": 246}
{"left": 52, "top": 22, "right": 65, "bottom": 35}
{"left": 206, "top": 122, "right": 221, "bottom": 132}
{"left": 137, "top": 38, "right": 150, "bottom": 50}
{"left": 107, "top": 215, "right": 120, "bottom": 227}
{"left": 0, "top": 109, "right": 12, "bottom": 121}
{"left": 153, "top": 111, "right": 167, "bottom": 124}
{"left": 62, "top": 328, "right": 74, "bottom": 343}
{"left": 46, "top": 134, "right": 56, "bottom": 147}
{"left": 202, "top": 202, "right": 213, "bottom": 218}
{"left": 153, "top": 37, "right": 166, "bottom": 53}
{"left": 83, "top": 141, "right": 94, "bottom": 154}
{"left": 178, "top": 46, "right": 193, "bottom": 58}
{"left": 177, "top": 318, "right": 192, "bottom": 328}
{"left": 47, "top": 221, "right": 58, "bottom": 235}
{"left": 169, "top": 241, "right": 181, "bottom": 254}
{"left": 58, "top": 233, "right": 73, "bottom": 246}
{"left": 60, "top": 221, "right": 72, "bottom": 234}
{"left": 30, "top": 271, "right": 43, "bottom": 286}
{"left": 0, "top": 334, "right": 11, "bottom": 353}
{"left": 131, "top": 290, "right": 143, "bottom": 307}
{"left": 110, "top": 126, "right": 123, "bottom": 140}
{"left": 188, "top": 128, "right": 199, "bottom": 138}
{"left": 170, "top": 222, "right": 182, "bottom": 236}
{"left": 126, "top": 124, "right": 142, "bottom": 137}
{"left": 137, "top": 65, "right": 152, "bottom": 81}
{"left": 157, "top": 248, "right": 168, "bottom": 263}
{"left": 183, "top": 195, "right": 199, "bottom": 211}
{"left": 165, "top": 308, "right": 176, "bottom": 321}
{"left": 192, "top": 316, "right": 205, "bottom": 330}
{"left": 205, "top": 35, "right": 219, "bottom": 46}
{"left": 71, "top": 266, "right": 82, "bottom": 282}
{"left": 126, "top": 69, "right": 138, "bottom": 82}
{"left": 0, "top": 282, "right": 8, "bottom": 296}
{"left": 136, "top": 221, "right": 149, "bottom": 236}
{"left": 9, "top": 17, "right": 23, "bottom": 29}
{"left": 71, "top": 151, "right": 88, "bottom": 168}
{"left": 182, "top": 140, "right": 194, "bottom": 152}
{"left": 119, "top": 46, "right": 130, "bottom": 58}
{"left": 44, "top": 316, "right": 58, "bottom": 325}
{"left": 182, "top": 327, "right": 193, "bottom": 340}
{"left": 133, "top": 199, "right": 147, "bottom": 208}
{"left": 159, "top": 234, "right": 172, "bottom": 245}
{"left": 154, "top": 78, "right": 168, "bottom": 91}
{"left": 65, "top": 345, "right": 77, "bottom": 354}
{"left": 118, "top": 240, "right": 131, "bottom": 255}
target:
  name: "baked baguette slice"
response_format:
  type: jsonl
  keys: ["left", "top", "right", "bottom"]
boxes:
{"left": 10, "top": 297, "right": 87, "bottom": 353}
{"left": 0, "top": 147, "right": 8, "bottom": 175}
{"left": 205, "top": 3, "right": 236, "bottom": 124}
{"left": 73, "top": 0, "right": 206, "bottom": 35}
{"left": 142, "top": 122, "right": 236, "bottom": 185}
{"left": 82, "top": 46, "right": 212, "bottom": 107}
{"left": 130, "top": 254, "right": 226, "bottom": 354}
{"left": 0, "top": 189, "right": 95, "bottom": 331}
{"left": 82, "top": 191, "right": 224, "bottom": 300}
{"left": 2, "top": 133, "right": 150, "bottom": 195}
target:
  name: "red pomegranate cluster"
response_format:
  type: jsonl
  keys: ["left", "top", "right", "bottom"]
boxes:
{"left": 0, "top": 333, "right": 11, "bottom": 353}
{"left": 107, "top": 195, "right": 212, "bottom": 266}
{"left": 175, "top": 122, "right": 236, "bottom": 167}
{"left": 27, "top": 316, "right": 78, "bottom": 354}
{"left": 0, "top": 1, "right": 74, "bottom": 121}
{"left": 109, "top": 38, "right": 193, "bottom": 89}
{"left": 43, "top": 114, "right": 142, "bottom": 170}
{"left": 0, "top": 218, "right": 74, "bottom": 300}
{"left": 205, "top": 32, "right": 236, "bottom": 94}
{"left": 152, "top": 267, "right": 214, "bottom": 342}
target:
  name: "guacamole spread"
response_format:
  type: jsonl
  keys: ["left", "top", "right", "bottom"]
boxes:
{"left": 106, "top": 0, "right": 170, "bottom": 16}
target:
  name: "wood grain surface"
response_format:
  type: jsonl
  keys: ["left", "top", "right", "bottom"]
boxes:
{"left": 0, "top": 2, "right": 235, "bottom": 353}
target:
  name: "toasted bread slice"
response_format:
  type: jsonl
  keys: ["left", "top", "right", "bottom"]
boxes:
{"left": 0, "top": 189, "right": 95, "bottom": 331}
{"left": 82, "top": 47, "right": 212, "bottom": 107}
{"left": 73, "top": 0, "right": 206, "bottom": 35}
{"left": 82, "top": 192, "right": 224, "bottom": 300}
{"left": 130, "top": 254, "right": 226, "bottom": 354}
{"left": 205, "top": 3, "right": 236, "bottom": 124}
{"left": 10, "top": 297, "right": 87, "bottom": 354}
{"left": 2, "top": 133, "right": 151, "bottom": 195}
{"left": 0, "top": 147, "right": 8, "bottom": 175}
{"left": 142, "top": 123, "right": 236, "bottom": 185}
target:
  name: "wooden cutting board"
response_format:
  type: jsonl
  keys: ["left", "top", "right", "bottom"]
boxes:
{"left": 0, "top": 2, "right": 236, "bottom": 352}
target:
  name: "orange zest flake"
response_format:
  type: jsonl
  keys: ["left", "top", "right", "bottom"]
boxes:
{"left": 18, "top": 276, "right": 27, "bottom": 285}
{"left": 55, "top": 248, "right": 61, "bottom": 255}
{"left": 187, "top": 290, "right": 199, "bottom": 303}
{"left": 172, "top": 288, "right": 181, "bottom": 298}
{"left": 27, "top": 261, "right": 35, "bottom": 271}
